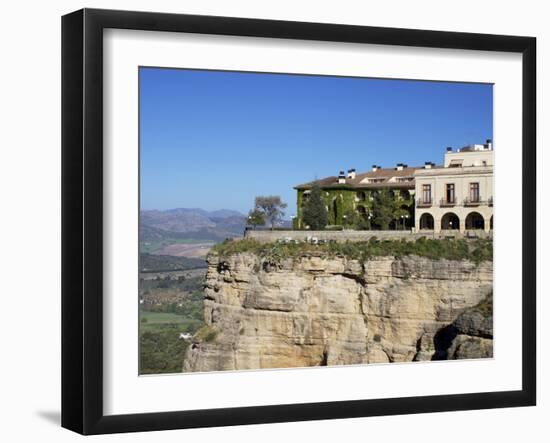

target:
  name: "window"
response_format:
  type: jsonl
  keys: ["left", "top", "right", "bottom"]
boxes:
{"left": 469, "top": 182, "right": 480, "bottom": 202}
{"left": 422, "top": 184, "right": 431, "bottom": 203}
{"left": 445, "top": 183, "right": 455, "bottom": 203}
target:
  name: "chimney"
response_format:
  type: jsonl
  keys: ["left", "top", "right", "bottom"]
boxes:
{"left": 338, "top": 170, "right": 346, "bottom": 184}
{"left": 446, "top": 146, "right": 453, "bottom": 152}
{"left": 424, "top": 161, "right": 433, "bottom": 169}
{"left": 372, "top": 164, "right": 379, "bottom": 172}
{"left": 347, "top": 168, "right": 356, "bottom": 179}
{"left": 485, "top": 138, "right": 493, "bottom": 150}
{"left": 395, "top": 163, "right": 404, "bottom": 171}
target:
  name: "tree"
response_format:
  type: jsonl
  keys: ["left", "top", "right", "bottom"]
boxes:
{"left": 393, "top": 191, "right": 414, "bottom": 230}
{"left": 372, "top": 190, "right": 414, "bottom": 230}
{"left": 302, "top": 183, "right": 328, "bottom": 230}
{"left": 372, "top": 189, "right": 395, "bottom": 230}
{"left": 393, "top": 207, "right": 410, "bottom": 230}
{"left": 254, "top": 196, "right": 287, "bottom": 230}
{"left": 342, "top": 208, "right": 359, "bottom": 228}
{"left": 356, "top": 212, "right": 372, "bottom": 230}
{"left": 247, "top": 209, "right": 265, "bottom": 229}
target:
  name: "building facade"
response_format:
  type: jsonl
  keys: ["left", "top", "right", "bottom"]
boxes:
{"left": 294, "top": 164, "right": 417, "bottom": 229}
{"left": 294, "top": 140, "right": 494, "bottom": 233}
{"left": 414, "top": 142, "right": 493, "bottom": 233}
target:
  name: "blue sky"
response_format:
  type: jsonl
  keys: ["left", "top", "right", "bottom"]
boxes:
{"left": 140, "top": 67, "right": 492, "bottom": 215}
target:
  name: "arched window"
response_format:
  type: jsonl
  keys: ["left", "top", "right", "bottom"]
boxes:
{"left": 465, "top": 212, "right": 485, "bottom": 230}
{"left": 419, "top": 213, "right": 434, "bottom": 230}
{"left": 441, "top": 212, "right": 460, "bottom": 230}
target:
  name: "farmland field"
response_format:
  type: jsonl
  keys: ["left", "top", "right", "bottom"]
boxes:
{"left": 151, "top": 242, "right": 214, "bottom": 258}
{"left": 139, "top": 269, "right": 206, "bottom": 374}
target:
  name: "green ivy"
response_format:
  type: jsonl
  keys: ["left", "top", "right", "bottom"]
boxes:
{"left": 296, "top": 187, "right": 416, "bottom": 231}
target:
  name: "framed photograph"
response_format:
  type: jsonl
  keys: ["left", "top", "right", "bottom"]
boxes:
{"left": 61, "top": 8, "right": 536, "bottom": 435}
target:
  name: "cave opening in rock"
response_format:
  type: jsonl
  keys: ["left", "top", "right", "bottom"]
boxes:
{"left": 431, "top": 324, "right": 459, "bottom": 360}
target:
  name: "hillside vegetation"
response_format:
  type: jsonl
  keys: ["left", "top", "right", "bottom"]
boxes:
{"left": 139, "top": 272, "right": 206, "bottom": 374}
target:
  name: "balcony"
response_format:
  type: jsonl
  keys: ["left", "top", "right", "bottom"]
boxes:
{"left": 417, "top": 198, "right": 432, "bottom": 208}
{"left": 439, "top": 198, "right": 456, "bottom": 207}
{"left": 463, "top": 197, "right": 485, "bottom": 207}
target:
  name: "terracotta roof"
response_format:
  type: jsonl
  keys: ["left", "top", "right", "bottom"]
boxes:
{"left": 294, "top": 176, "right": 339, "bottom": 189}
{"left": 294, "top": 165, "right": 434, "bottom": 190}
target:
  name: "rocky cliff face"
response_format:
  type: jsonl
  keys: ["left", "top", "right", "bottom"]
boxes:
{"left": 184, "top": 253, "right": 493, "bottom": 372}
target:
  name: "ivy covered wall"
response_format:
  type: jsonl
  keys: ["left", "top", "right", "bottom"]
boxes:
{"left": 295, "top": 187, "right": 414, "bottom": 230}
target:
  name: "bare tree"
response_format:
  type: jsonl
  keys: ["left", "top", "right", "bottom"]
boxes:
{"left": 254, "top": 196, "right": 287, "bottom": 230}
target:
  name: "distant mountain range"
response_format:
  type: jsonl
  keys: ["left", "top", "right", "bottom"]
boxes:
{"left": 140, "top": 208, "right": 247, "bottom": 242}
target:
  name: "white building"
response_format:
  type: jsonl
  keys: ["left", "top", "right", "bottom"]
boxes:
{"left": 414, "top": 140, "right": 494, "bottom": 234}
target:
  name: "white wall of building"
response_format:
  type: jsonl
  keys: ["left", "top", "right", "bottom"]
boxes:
{"left": 415, "top": 150, "right": 494, "bottom": 233}
{"left": 444, "top": 149, "right": 495, "bottom": 167}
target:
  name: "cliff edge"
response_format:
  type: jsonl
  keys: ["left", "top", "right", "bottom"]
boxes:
{"left": 184, "top": 248, "right": 493, "bottom": 372}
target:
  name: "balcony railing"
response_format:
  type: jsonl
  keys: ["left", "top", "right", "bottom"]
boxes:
{"left": 416, "top": 198, "right": 432, "bottom": 207}
{"left": 416, "top": 196, "right": 492, "bottom": 208}
{"left": 439, "top": 198, "right": 456, "bottom": 207}
{"left": 463, "top": 197, "right": 485, "bottom": 206}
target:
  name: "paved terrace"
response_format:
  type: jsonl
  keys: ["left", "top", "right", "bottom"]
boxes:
{"left": 244, "top": 229, "right": 492, "bottom": 243}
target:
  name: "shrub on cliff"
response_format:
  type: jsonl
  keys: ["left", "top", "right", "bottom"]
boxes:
{"left": 194, "top": 325, "right": 219, "bottom": 343}
{"left": 212, "top": 237, "right": 492, "bottom": 265}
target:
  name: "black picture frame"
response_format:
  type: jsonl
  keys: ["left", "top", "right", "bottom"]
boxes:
{"left": 62, "top": 8, "right": 536, "bottom": 435}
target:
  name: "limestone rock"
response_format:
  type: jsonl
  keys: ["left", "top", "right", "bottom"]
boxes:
{"left": 447, "top": 293, "right": 493, "bottom": 359}
{"left": 447, "top": 335, "right": 493, "bottom": 359}
{"left": 184, "top": 253, "right": 493, "bottom": 372}
{"left": 453, "top": 309, "right": 493, "bottom": 338}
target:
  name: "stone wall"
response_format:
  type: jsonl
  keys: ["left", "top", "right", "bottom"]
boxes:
{"left": 244, "top": 229, "right": 492, "bottom": 243}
